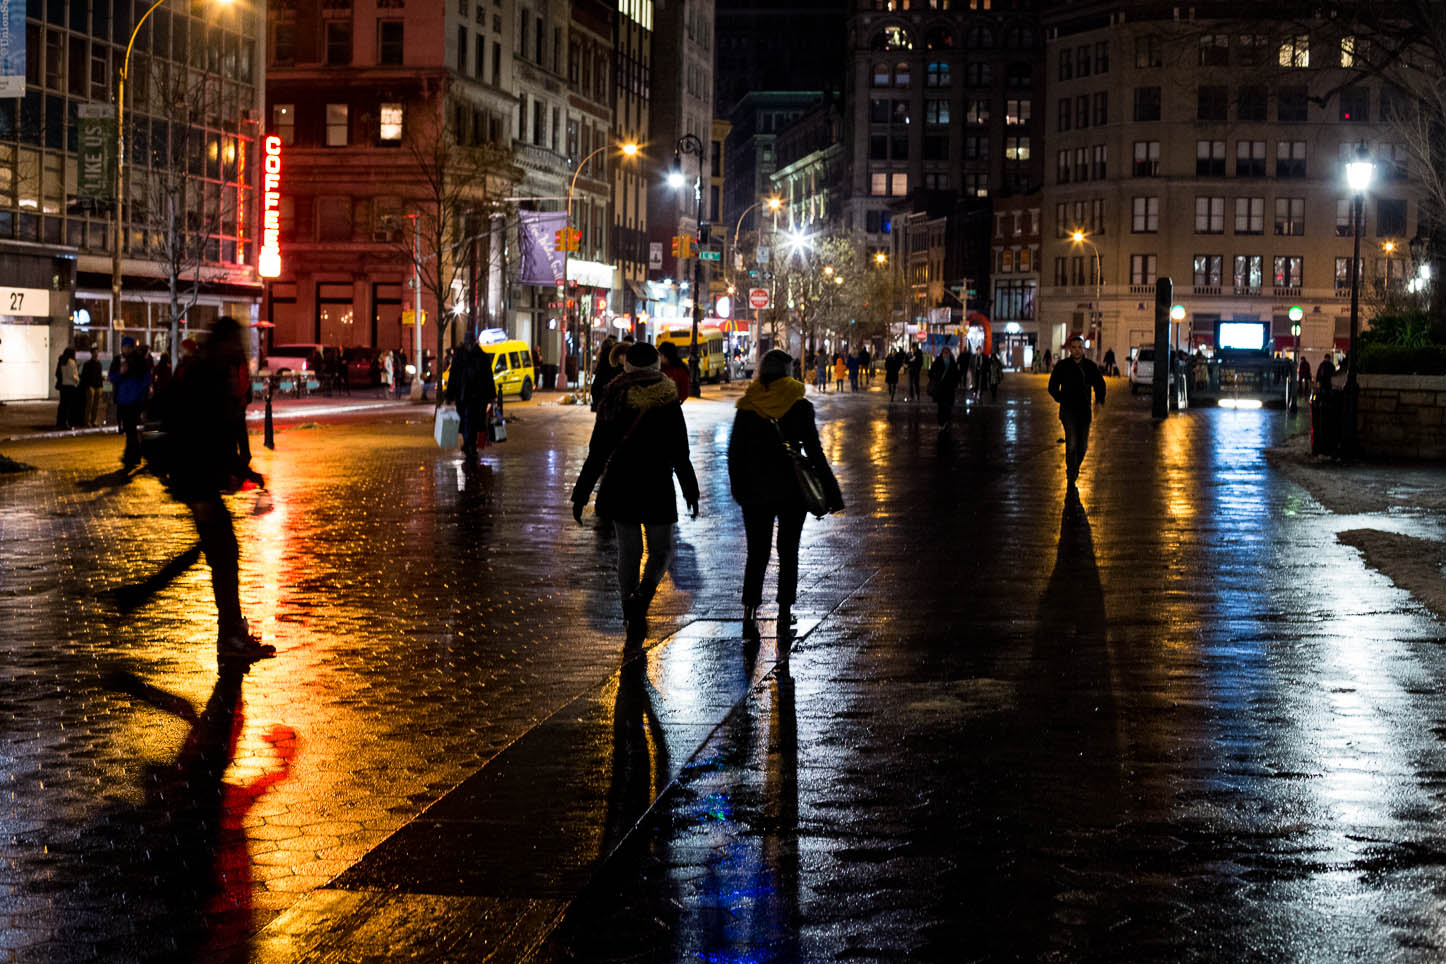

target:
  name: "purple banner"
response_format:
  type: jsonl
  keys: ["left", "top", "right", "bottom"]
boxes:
{"left": 518, "top": 210, "right": 567, "bottom": 286}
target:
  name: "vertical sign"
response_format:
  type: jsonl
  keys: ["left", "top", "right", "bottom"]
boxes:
{"left": 0, "top": 0, "right": 23, "bottom": 98}
{"left": 75, "top": 104, "right": 115, "bottom": 202}
{"left": 517, "top": 210, "right": 567, "bottom": 285}
{"left": 258, "top": 135, "right": 282, "bottom": 278}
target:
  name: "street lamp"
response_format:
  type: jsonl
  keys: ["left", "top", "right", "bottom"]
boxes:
{"left": 1071, "top": 230, "right": 1102, "bottom": 360}
{"left": 112, "top": 0, "right": 234, "bottom": 353}
{"left": 1344, "top": 143, "right": 1375, "bottom": 451}
{"left": 669, "top": 134, "right": 705, "bottom": 397}
{"left": 1289, "top": 304, "right": 1304, "bottom": 412}
{"left": 565, "top": 140, "right": 638, "bottom": 395}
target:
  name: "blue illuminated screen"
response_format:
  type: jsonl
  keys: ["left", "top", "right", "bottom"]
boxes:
{"left": 1218, "top": 321, "right": 1267, "bottom": 351}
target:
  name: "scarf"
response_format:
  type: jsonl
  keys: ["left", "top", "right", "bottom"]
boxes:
{"left": 737, "top": 377, "right": 806, "bottom": 420}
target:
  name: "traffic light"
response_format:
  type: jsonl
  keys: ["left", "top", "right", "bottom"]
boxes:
{"left": 671, "top": 236, "right": 681, "bottom": 257}
{"left": 567, "top": 228, "right": 581, "bottom": 252}
{"left": 681, "top": 235, "right": 694, "bottom": 258}
{"left": 555, "top": 227, "right": 582, "bottom": 252}
{"left": 555, "top": 228, "right": 566, "bottom": 250}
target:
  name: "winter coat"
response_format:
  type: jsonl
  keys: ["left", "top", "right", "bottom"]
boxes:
{"left": 80, "top": 357, "right": 104, "bottom": 389}
{"left": 156, "top": 348, "right": 247, "bottom": 501}
{"left": 832, "top": 358, "right": 847, "bottom": 382}
{"left": 928, "top": 357, "right": 960, "bottom": 400}
{"left": 884, "top": 353, "right": 903, "bottom": 384}
{"left": 661, "top": 360, "right": 691, "bottom": 402}
{"left": 572, "top": 371, "right": 700, "bottom": 525}
{"left": 908, "top": 350, "right": 924, "bottom": 377}
{"left": 109, "top": 348, "right": 153, "bottom": 407}
{"left": 728, "top": 377, "right": 844, "bottom": 512}
{"left": 445, "top": 344, "right": 496, "bottom": 418}
{"left": 1048, "top": 357, "right": 1107, "bottom": 416}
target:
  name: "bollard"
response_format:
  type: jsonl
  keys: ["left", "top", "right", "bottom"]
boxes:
{"left": 263, "top": 375, "right": 276, "bottom": 450}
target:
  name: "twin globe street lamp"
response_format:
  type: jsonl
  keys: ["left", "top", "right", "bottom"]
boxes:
{"left": 668, "top": 134, "right": 705, "bottom": 397}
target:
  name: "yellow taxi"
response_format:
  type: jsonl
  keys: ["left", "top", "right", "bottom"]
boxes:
{"left": 481, "top": 339, "right": 537, "bottom": 399}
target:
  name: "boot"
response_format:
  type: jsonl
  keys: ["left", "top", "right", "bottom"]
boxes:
{"left": 777, "top": 605, "right": 793, "bottom": 641}
{"left": 623, "top": 592, "right": 648, "bottom": 646}
{"left": 742, "top": 605, "right": 761, "bottom": 641}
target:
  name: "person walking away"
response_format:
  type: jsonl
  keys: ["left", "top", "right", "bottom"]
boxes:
{"left": 1102, "top": 347, "right": 1117, "bottom": 377}
{"left": 55, "top": 348, "right": 80, "bottom": 428}
{"left": 1042, "top": 348, "right": 1053, "bottom": 373}
{"left": 884, "top": 349, "right": 903, "bottom": 402}
{"left": 1315, "top": 354, "right": 1336, "bottom": 394}
{"left": 81, "top": 351, "right": 105, "bottom": 427}
{"left": 859, "top": 347, "right": 872, "bottom": 388}
{"left": 571, "top": 343, "right": 699, "bottom": 646}
{"left": 907, "top": 346, "right": 924, "bottom": 401}
{"left": 989, "top": 352, "right": 1004, "bottom": 401}
{"left": 589, "top": 336, "right": 619, "bottom": 411}
{"left": 846, "top": 349, "right": 860, "bottom": 391}
{"left": 381, "top": 349, "right": 395, "bottom": 397}
{"left": 728, "top": 349, "right": 844, "bottom": 641}
{"left": 658, "top": 339, "right": 691, "bottom": 401}
{"left": 832, "top": 354, "right": 846, "bottom": 392}
{"left": 445, "top": 333, "right": 497, "bottom": 462}
{"left": 929, "top": 347, "right": 962, "bottom": 429}
{"left": 815, "top": 352, "right": 829, "bottom": 393}
{"left": 109, "top": 337, "right": 153, "bottom": 467}
{"left": 1047, "top": 334, "right": 1107, "bottom": 491}
{"left": 153, "top": 316, "right": 274, "bottom": 663}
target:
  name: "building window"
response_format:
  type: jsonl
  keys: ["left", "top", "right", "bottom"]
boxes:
{"left": 890, "top": 172, "right": 908, "bottom": 196}
{"left": 273, "top": 22, "right": 296, "bottom": 65}
{"left": 1091, "top": 198, "right": 1105, "bottom": 235}
{"left": 923, "top": 134, "right": 948, "bottom": 160}
{"left": 1075, "top": 95, "right": 1089, "bottom": 129}
{"left": 871, "top": 171, "right": 887, "bottom": 196}
{"left": 926, "top": 99, "right": 950, "bottom": 125}
{"left": 1197, "top": 86, "right": 1228, "bottom": 122}
{"left": 1130, "top": 254, "right": 1157, "bottom": 285}
{"left": 1236, "top": 86, "right": 1266, "bottom": 122}
{"left": 894, "top": 61, "right": 911, "bottom": 86}
{"left": 1377, "top": 198, "right": 1407, "bottom": 237}
{"left": 1093, "top": 92, "right": 1108, "bottom": 126}
{"left": 1335, "top": 199, "right": 1354, "bottom": 238}
{"left": 1059, "top": 48, "right": 1073, "bottom": 80}
{"left": 1340, "top": 87, "right": 1369, "bottom": 122}
{"left": 1132, "top": 140, "right": 1160, "bottom": 177}
{"left": 1234, "top": 197, "right": 1264, "bottom": 234}
{"left": 964, "top": 135, "right": 988, "bottom": 161}
{"left": 926, "top": 61, "right": 950, "bottom": 86}
{"left": 273, "top": 103, "right": 295, "bottom": 145}
{"left": 1193, "top": 254, "right": 1223, "bottom": 287}
{"left": 326, "top": 20, "right": 352, "bottom": 66}
{"left": 1278, "top": 86, "right": 1308, "bottom": 123}
{"left": 1135, "top": 35, "right": 1161, "bottom": 68}
{"left": 1278, "top": 33, "right": 1309, "bottom": 68}
{"left": 1131, "top": 196, "right": 1159, "bottom": 232}
{"left": 1004, "top": 136, "right": 1029, "bottom": 161}
{"left": 1233, "top": 255, "right": 1263, "bottom": 289}
{"left": 1335, "top": 257, "right": 1356, "bottom": 292}
{"left": 1054, "top": 257, "right": 1068, "bottom": 286}
{"left": 965, "top": 100, "right": 989, "bottom": 124}
{"left": 1274, "top": 255, "right": 1303, "bottom": 287}
{"left": 1077, "top": 45, "right": 1091, "bottom": 76}
{"left": 1093, "top": 145, "right": 1107, "bottom": 179}
{"left": 1096, "top": 40, "right": 1109, "bottom": 72}
{"left": 1236, "top": 140, "right": 1266, "bottom": 176}
{"left": 1276, "top": 140, "right": 1307, "bottom": 177}
{"left": 1005, "top": 99, "right": 1031, "bottom": 125}
{"left": 1074, "top": 147, "right": 1088, "bottom": 182}
{"left": 1238, "top": 33, "right": 1269, "bottom": 66}
{"left": 1133, "top": 87, "right": 1161, "bottom": 122}
{"left": 1005, "top": 63, "right": 1032, "bottom": 87}
{"left": 872, "top": 62, "right": 890, "bottom": 86}
{"left": 379, "top": 20, "right": 403, "bottom": 65}
{"left": 1057, "top": 150, "right": 1070, "bottom": 184}
{"left": 1057, "top": 98, "right": 1071, "bottom": 132}
{"left": 1274, "top": 197, "right": 1305, "bottom": 236}
{"left": 1195, "top": 196, "right": 1225, "bottom": 234}
{"left": 964, "top": 62, "right": 992, "bottom": 86}
{"left": 379, "top": 103, "right": 403, "bottom": 142}
{"left": 1199, "top": 34, "right": 1229, "bottom": 66}
{"left": 325, "top": 103, "right": 349, "bottom": 146}
{"left": 964, "top": 173, "right": 988, "bottom": 197}
{"left": 1196, "top": 140, "right": 1226, "bottom": 176}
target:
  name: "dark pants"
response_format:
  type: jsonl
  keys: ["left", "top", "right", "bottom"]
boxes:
{"left": 908, "top": 371, "right": 921, "bottom": 400}
{"left": 742, "top": 504, "right": 806, "bottom": 607}
{"left": 118, "top": 402, "right": 144, "bottom": 465}
{"left": 57, "top": 386, "right": 81, "bottom": 428}
{"left": 459, "top": 405, "right": 486, "bottom": 456}
{"left": 191, "top": 498, "right": 242, "bottom": 640}
{"left": 887, "top": 380, "right": 897, "bottom": 401}
{"left": 936, "top": 390, "right": 954, "bottom": 427}
{"left": 1060, "top": 408, "right": 1092, "bottom": 482}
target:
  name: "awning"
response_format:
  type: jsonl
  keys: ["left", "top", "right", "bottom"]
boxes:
{"left": 626, "top": 280, "right": 649, "bottom": 302}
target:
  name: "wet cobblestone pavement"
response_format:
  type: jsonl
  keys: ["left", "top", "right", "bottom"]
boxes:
{"left": 5, "top": 376, "right": 1446, "bottom": 962}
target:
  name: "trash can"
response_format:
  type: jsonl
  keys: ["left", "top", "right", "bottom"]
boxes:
{"left": 541, "top": 364, "right": 558, "bottom": 390}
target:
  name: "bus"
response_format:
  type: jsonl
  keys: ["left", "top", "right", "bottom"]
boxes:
{"left": 656, "top": 326, "right": 728, "bottom": 383}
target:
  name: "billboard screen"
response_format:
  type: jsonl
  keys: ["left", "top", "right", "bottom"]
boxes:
{"left": 1218, "top": 321, "right": 1267, "bottom": 351}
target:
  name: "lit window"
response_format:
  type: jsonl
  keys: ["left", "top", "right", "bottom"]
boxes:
{"left": 273, "top": 103, "right": 295, "bottom": 145}
{"left": 326, "top": 103, "right": 349, "bottom": 147}
{"left": 379, "top": 103, "right": 403, "bottom": 142}
{"left": 1278, "top": 33, "right": 1309, "bottom": 68}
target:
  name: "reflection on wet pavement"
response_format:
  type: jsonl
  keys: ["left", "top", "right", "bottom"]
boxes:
{"left": 6, "top": 377, "right": 1446, "bottom": 961}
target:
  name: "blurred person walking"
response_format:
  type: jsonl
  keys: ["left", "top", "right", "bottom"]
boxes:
{"left": 1047, "top": 334, "right": 1107, "bottom": 491}
{"left": 445, "top": 332, "right": 497, "bottom": 463}
{"left": 109, "top": 337, "right": 153, "bottom": 467}
{"left": 814, "top": 352, "right": 829, "bottom": 392}
{"left": 589, "top": 336, "right": 620, "bottom": 411}
{"left": 81, "top": 351, "right": 105, "bottom": 427}
{"left": 728, "top": 349, "right": 843, "bottom": 641}
{"left": 907, "top": 346, "right": 924, "bottom": 401}
{"left": 832, "top": 354, "right": 846, "bottom": 393}
{"left": 572, "top": 342, "right": 700, "bottom": 646}
{"left": 884, "top": 348, "right": 903, "bottom": 402}
{"left": 929, "top": 347, "right": 961, "bottom": 429}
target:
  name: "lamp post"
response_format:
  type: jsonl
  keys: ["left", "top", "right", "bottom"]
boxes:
{"left": 668, "top": 134, "right": 705, "bottom": 397}
{"left": 111, "top": 0, "right": 233, "bottom": 350}
{"left": 1071, "top": 230, "right": 1102, "bottom": 361}
{"left": 566, "top": 141, "right": 637, "bottom": 396}
{"left": 1289, "top": 304, "right": 1304, "bottom": 413}
{"left": 1344, "top": 144, "right": 1375, "bottom": 453}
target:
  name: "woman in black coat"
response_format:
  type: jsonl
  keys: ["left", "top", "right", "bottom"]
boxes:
{"left": 445, "top": 334, "right": 497, "bottom": 460}
{"left": 928, "top": 347, "right": 961, "bottom": 428}
{"left": 572, "top": 342, "right": 700, "bottom": 645}
{"left": 728, "top": 349, "right": 843, "bottom": 640}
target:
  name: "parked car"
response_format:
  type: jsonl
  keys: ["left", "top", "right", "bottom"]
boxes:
{"left": 343, "top": 347, "right": 380, "bottom": 388}
{"left": 1129, "top": 347, "right": 1155, "bottom": 394}
{"left": 264, "top": 343, "right": 325, "bottom": 376}
{"left": 481, "top": 339, "right": 536, "bottom": 399}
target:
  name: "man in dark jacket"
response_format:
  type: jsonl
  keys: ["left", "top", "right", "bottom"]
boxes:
{"left": 1047, "top": 334, "right": 1107, "bottom": 489}
{"left": 728, "top": 349, "right": 844, "bottom": 641}
{"left": 445, "top": 333, "right": 497, "bottom": 461}
{"left": 109, "top": 336, "right": 153, "bottom": 467}
{"left": 884, "top": 349, "right": 903, "bottom": 402}
{"left": 907, "top": 346, "right": 925, "bottom": 401}
{"left": 572, "top": 342, "right": 700, "bottom": 645}
{"left": 156, "top": 316, "right": 274, "bottom": 663}
{"left": 928, "top": 347, "right": 962, "bottom": 428}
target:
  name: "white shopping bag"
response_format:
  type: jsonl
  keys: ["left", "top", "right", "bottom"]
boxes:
{"left": 434, "top": 406, "right": 460, "bottom": 448}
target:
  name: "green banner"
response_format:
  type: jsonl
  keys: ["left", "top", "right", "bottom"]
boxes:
{"left": 75, "top": 104, "right": 115, "bottom": 204}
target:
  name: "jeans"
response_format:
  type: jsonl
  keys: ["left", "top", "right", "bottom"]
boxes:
{"left": 741, "top": 505, "right": 806, "bottom": 607}
{"left": 614, "top": 522, "right": 674, "bottom": 605}
{"left": 118, "top": 403, "right": 144, "bottom": 465}
{"left": 84, "top": 386, "right": 104, "bottom": 427}
{"left": 1060, "top": 409, "right": 1092, "bottom": 481}
{"left": 191, "top": 497, "right": 242, "bottom": 640}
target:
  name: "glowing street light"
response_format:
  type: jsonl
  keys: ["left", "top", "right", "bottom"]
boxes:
{"left": 1343, "top": 143, "right": 1375, "bottom": 452}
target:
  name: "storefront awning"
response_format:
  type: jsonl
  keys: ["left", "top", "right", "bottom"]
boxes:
{"left": 625, "top": 280, "right": 649, "bottom": 303}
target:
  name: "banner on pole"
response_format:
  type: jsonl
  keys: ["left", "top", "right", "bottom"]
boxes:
{"left": 0, "top": 0, "right": 25, "bottom": 98}
{"left": 75, "top": 104, "right": 115, "bottom": 202}
{"left": 517, "top": 210, "right": 568, "bottom": 285}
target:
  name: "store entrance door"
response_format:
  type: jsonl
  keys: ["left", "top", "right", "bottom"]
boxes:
{"left": 0, "top": 323, "right": 51, "bottom": 400}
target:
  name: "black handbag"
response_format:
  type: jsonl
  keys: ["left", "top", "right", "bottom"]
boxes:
{"left": 770, "top": 419, "right": 830, "bottom": 518}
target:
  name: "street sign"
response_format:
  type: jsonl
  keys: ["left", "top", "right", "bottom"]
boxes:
{"left": 402, "top": 309, "right": 426, "bottom": 326}
{"left": 700, "top": 250, "right": 721, "bottom": 262}
{"left": 748, "top": 288, "right": 770, "bottom": 310}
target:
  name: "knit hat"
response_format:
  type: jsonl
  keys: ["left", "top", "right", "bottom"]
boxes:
{"left": 623, "top": 342, "right": 661, "bottom": 373}
{"left": 759, "top": 348, "right": 792, "bottom": 381}
{"left": 120, "top": 336, "right": 136, "bottom": 348}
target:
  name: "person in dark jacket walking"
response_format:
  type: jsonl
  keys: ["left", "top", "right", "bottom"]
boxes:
{"left": 928, "top": 347, "right": 962, "bottom": 428}
{"left": 728, "top": 349, "right": 844, "bottom": 641}
{"left": 589, "top": 336, "right": 619, "bottom": 410}
{"left": 109, "top": 336, "right": 153, "bottom": 467}
{"left": 1047, "top": 334, "right": 1107, "bottom": 489}
{"left": 154, "top": 316, "right": 274, "bottom": 663}
{"left": 81, "top": 352, "right": 105, "bottom": 427}
{"left": 907, "top": 346, "right": 924, "bottom": 401}
{"left": 1315, "top": 354, "right": 1336, "bottom": 393}
{"left": 572, "top": 342, "right": 700, "bottom": 645}
{"left": 445, "top": 333, "right": 497, "bottom": 461}
{"left": 884, "top": 349, "right": 903, "bottom": 402}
